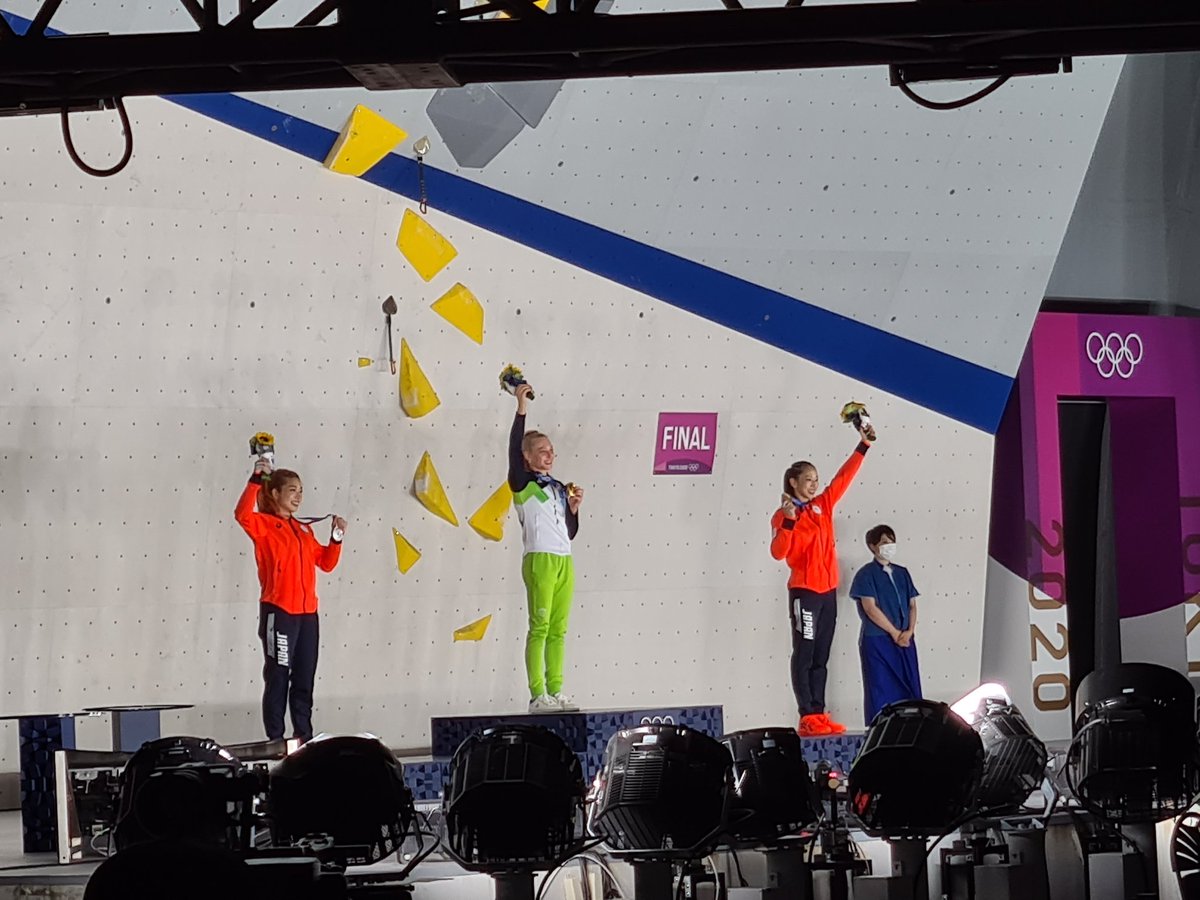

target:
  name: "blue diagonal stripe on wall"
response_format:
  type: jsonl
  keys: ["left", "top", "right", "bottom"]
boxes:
{"left": 176, "top": 94, "right": 1013, "bottom": 432}
{"left": 0, "top": 10, "right": 1012, "bottom": 432}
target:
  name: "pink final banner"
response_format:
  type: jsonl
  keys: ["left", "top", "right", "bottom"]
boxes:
{"left": 653, "top": 412, "right": 718, "bottom": 475}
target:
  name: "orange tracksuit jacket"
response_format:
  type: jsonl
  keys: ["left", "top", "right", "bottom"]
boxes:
{"left": 770, "top": 443, "right": 869, "bottom": 593}
{"left": 234, "top": 479, "right": 342, "bottom": 615}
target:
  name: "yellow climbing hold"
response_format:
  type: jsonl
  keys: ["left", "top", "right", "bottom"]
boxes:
{"left": 392, "top": 528, "right": 421, "bottom": 574}
{"left": 357, "top": 357, "right": 373, "bottom": 368}
{"left": 431, "top": 283, "right": 484, "bottom": 345}
{"left": 498, "top": 0, "right": 548, "bottom": 17}
{"left": 397, "top": 209, "right": 457, "bottom": 282}
{"left": 453, "top": 614, "right": 493, "bottom": 642}
{"left": 468, "top": 483, "right": 513, "bottom": 542}
{"left": 324, "top": 105, "right": 408, "bottom": 177}
{"left": 412, "top": 451, "right": 459, "bottom": 526}
{"left": 398, "top": 339, "right": 440, "bottom": 418}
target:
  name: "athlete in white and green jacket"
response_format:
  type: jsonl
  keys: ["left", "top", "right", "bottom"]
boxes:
{"left": 508, "top": 383, "right": 584, "bottom": 713}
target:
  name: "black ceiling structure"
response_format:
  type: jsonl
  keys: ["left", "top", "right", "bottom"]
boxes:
{"left": 1, "top": 0, "right": 1200, "bottom": 113}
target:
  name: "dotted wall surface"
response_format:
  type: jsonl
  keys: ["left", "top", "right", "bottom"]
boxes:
{"left": 0, "top": 97, "right": 994, "bottom": 770}
{"left": 0, "top": 2, "right": 1122, "bottom": 378}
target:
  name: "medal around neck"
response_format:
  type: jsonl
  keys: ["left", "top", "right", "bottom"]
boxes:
{"left": 499, "top": 364, "right": 535, "bottom": 401}
{"left": 840, "top": 402, "right": 875, "bottom": 441}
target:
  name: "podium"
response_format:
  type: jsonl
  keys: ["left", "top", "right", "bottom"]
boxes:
{"left": 405, "top": 705, "right": 724, "bottom": 803}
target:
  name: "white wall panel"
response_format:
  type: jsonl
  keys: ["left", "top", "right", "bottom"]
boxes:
{"left": 0, "top": 97, "right": 997, "bottom": 770}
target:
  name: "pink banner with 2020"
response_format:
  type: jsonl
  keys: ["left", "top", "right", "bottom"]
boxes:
{"left": 653, "top": 413, "right": 718, "bottom": 475}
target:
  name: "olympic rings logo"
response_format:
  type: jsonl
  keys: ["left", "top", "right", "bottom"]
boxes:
{"left": 1085, "top": 332, "right": 1143, "bottom": 379}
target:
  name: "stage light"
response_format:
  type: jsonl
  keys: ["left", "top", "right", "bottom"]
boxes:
{"left": 587, "top": 723, "right": 730, "bottom": 855}
{"left": 950, "top": 683, "right": 1011, "bottom": 726}
{"left": 269, "top": 734, "right": 415, "bottom": 866}
{"left": 112, "top": 736, "right": 258, "bottom": 853}
{"left": 1067, "top": 663, "right": 1200, "bottom": 825}
{"left": 848, "top": 700, "right": 983, "bottom": 838}
{"left": 721, "top": 727, "right": 819, "bottom": 842}
{"left": 443, "top": 724, "right": 585, "bottom": 900}
{"left": 970, "top": 699, "right": 1048, "bottom": 815}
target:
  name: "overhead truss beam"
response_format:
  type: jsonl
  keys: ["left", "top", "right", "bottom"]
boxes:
{"left": 0, "top": 1, "right": 1199, "bottom": 112}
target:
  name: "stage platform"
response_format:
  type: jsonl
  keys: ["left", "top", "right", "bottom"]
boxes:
{"left": 0, "top": 708, "right": 868, "bottom": 894}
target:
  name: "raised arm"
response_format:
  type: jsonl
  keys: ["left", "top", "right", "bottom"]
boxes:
{"left": 823, "top": 441, "right": 870, "bottom": 508}
{"left": 508, "top": 412, "right": 532, "bottom": 493}
{"left": 507, "top": 384, "right": 535, "bottom": 493}
{"left": 234, "top": 477, "right": 267, "bottom": 538}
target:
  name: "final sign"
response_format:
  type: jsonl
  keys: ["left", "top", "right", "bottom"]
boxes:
{"left": 653, "top": 412, "right": 718, "bottom": 475}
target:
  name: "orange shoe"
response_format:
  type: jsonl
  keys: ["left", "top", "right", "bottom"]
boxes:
{"left": 817, "top": 713, "right": 847, "bottom": 735}
{"left": 798, "top": 714, "right": 834, "bottom": 737}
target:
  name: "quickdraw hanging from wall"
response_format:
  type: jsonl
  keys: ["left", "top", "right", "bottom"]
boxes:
{"left": 413, "top": 136, "right": 431, "bottom": 214}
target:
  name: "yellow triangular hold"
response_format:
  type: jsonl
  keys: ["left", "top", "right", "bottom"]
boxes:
{"left": 468, "top": 483, "right": 513, "bottom": 541}
{"left": 324, "top": 105, "right": 408, "bottom": 177}
{"left": 498, "top": 0, "right": 548, "bottom": 17}
{"left": 412, "top": 451, "right": 459, "bottom": 526}
{"left": 453, "top": 614, "right": 493, "bottom": 642}
{"left": 392, "top": 528, "right": 421, "bottom": 574}
{"left": 430, "top": 283, "right": 485, "bottom": 345}
{"left": 398, "top": 339, "right": 440, "bottom": 418}
{"left": 397, "top": 209, "right": 458, "bottom": 282}
{"left": 357, "top": 357, "right": 373, "bottom": 368}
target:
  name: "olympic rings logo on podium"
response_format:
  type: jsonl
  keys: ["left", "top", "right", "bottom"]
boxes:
{"left": 640, "top": 715, "right": 675, "bottom": 725}
{"left": 1085, "top": 332, "right": 1143, "bottom": 379}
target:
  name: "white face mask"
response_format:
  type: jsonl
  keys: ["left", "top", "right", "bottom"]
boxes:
{"left": 878, "top": 542, "right": 898, "bottom": 561}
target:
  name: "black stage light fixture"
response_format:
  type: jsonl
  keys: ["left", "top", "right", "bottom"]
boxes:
{"left": 112, "top": 736, "right": 258, "bottom": 853}
{"left": 848, "top": 700, "right": 983, "bottom": 838}
{"left": 587, "top": 723, "right": 731, "bottom": 855}
{"left": 969, "top": 699, "right": 1049, "bottom": 815}
{"left": 269, "top": 734, "right": 415, "bottom": 867}
{"left": 721, "top": 727, "right": 819, "bottom": 843}
{"left": 1067, "top": 662, "right": 1200, "bottom": 825}
{"left": 588, "top": 724, "right": 732, "bottom": 900}
{"left": 443, "top": 724, "right": 586, "bottom": 900}
{"left": 1171, "top": 806, "right": 1200, "bottom": 900}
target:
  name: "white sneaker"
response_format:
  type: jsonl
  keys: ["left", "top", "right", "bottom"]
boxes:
{"left": 528, "top": 694, "right": 558, "bottom": 714}
{"left": 552, "top": 692, "right": 579, "bottom": 711}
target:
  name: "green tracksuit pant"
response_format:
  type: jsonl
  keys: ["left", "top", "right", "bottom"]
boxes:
{"left": 522, "top": 552, "right": 575, "bottom": 697}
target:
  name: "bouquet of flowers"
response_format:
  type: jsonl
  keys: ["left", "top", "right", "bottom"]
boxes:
{"left": 840, "top": 402, "right": 876, "bottom": 442}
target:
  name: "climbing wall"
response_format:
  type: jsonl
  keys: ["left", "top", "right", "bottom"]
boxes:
{"left": 0, "top": 96, "right": 998, "bottom": 767}
{"left": 0, "top": 3, "right": 1124, "bottom": 766}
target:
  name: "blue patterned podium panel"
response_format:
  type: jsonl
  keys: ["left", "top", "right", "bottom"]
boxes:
{"left": 16, "top": 715, "right": 79, "bottom": 853}
{"left": 799, "top": 731, "right": 865, "bottom": 775}
{"left": 429, "top": 705, "right": 724, "bottom": 789}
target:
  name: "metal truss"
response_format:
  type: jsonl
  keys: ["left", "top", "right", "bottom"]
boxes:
{"left": 3, "top": 0, "right": 1200, "bottom": 113}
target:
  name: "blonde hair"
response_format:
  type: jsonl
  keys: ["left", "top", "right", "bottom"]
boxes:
{"left": 522, "top": 431, "right": 550, "bottom": 456}
{"left": 258, "top": 469, "right": 301, "bottom": 516}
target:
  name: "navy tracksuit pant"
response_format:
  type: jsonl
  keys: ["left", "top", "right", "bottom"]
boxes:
{"left": 788, "top": 587, "right": 837, "bottom": 716}
{"left": 258, "top": 603, "right": 320, "bottom": 742}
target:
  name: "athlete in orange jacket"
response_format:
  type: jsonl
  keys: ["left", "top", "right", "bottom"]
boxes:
{"left": 771, "top": 432, "right": 872, "bottom": 738}
{"left": 235, "top": 459, "right": 345, "bottom": 742}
